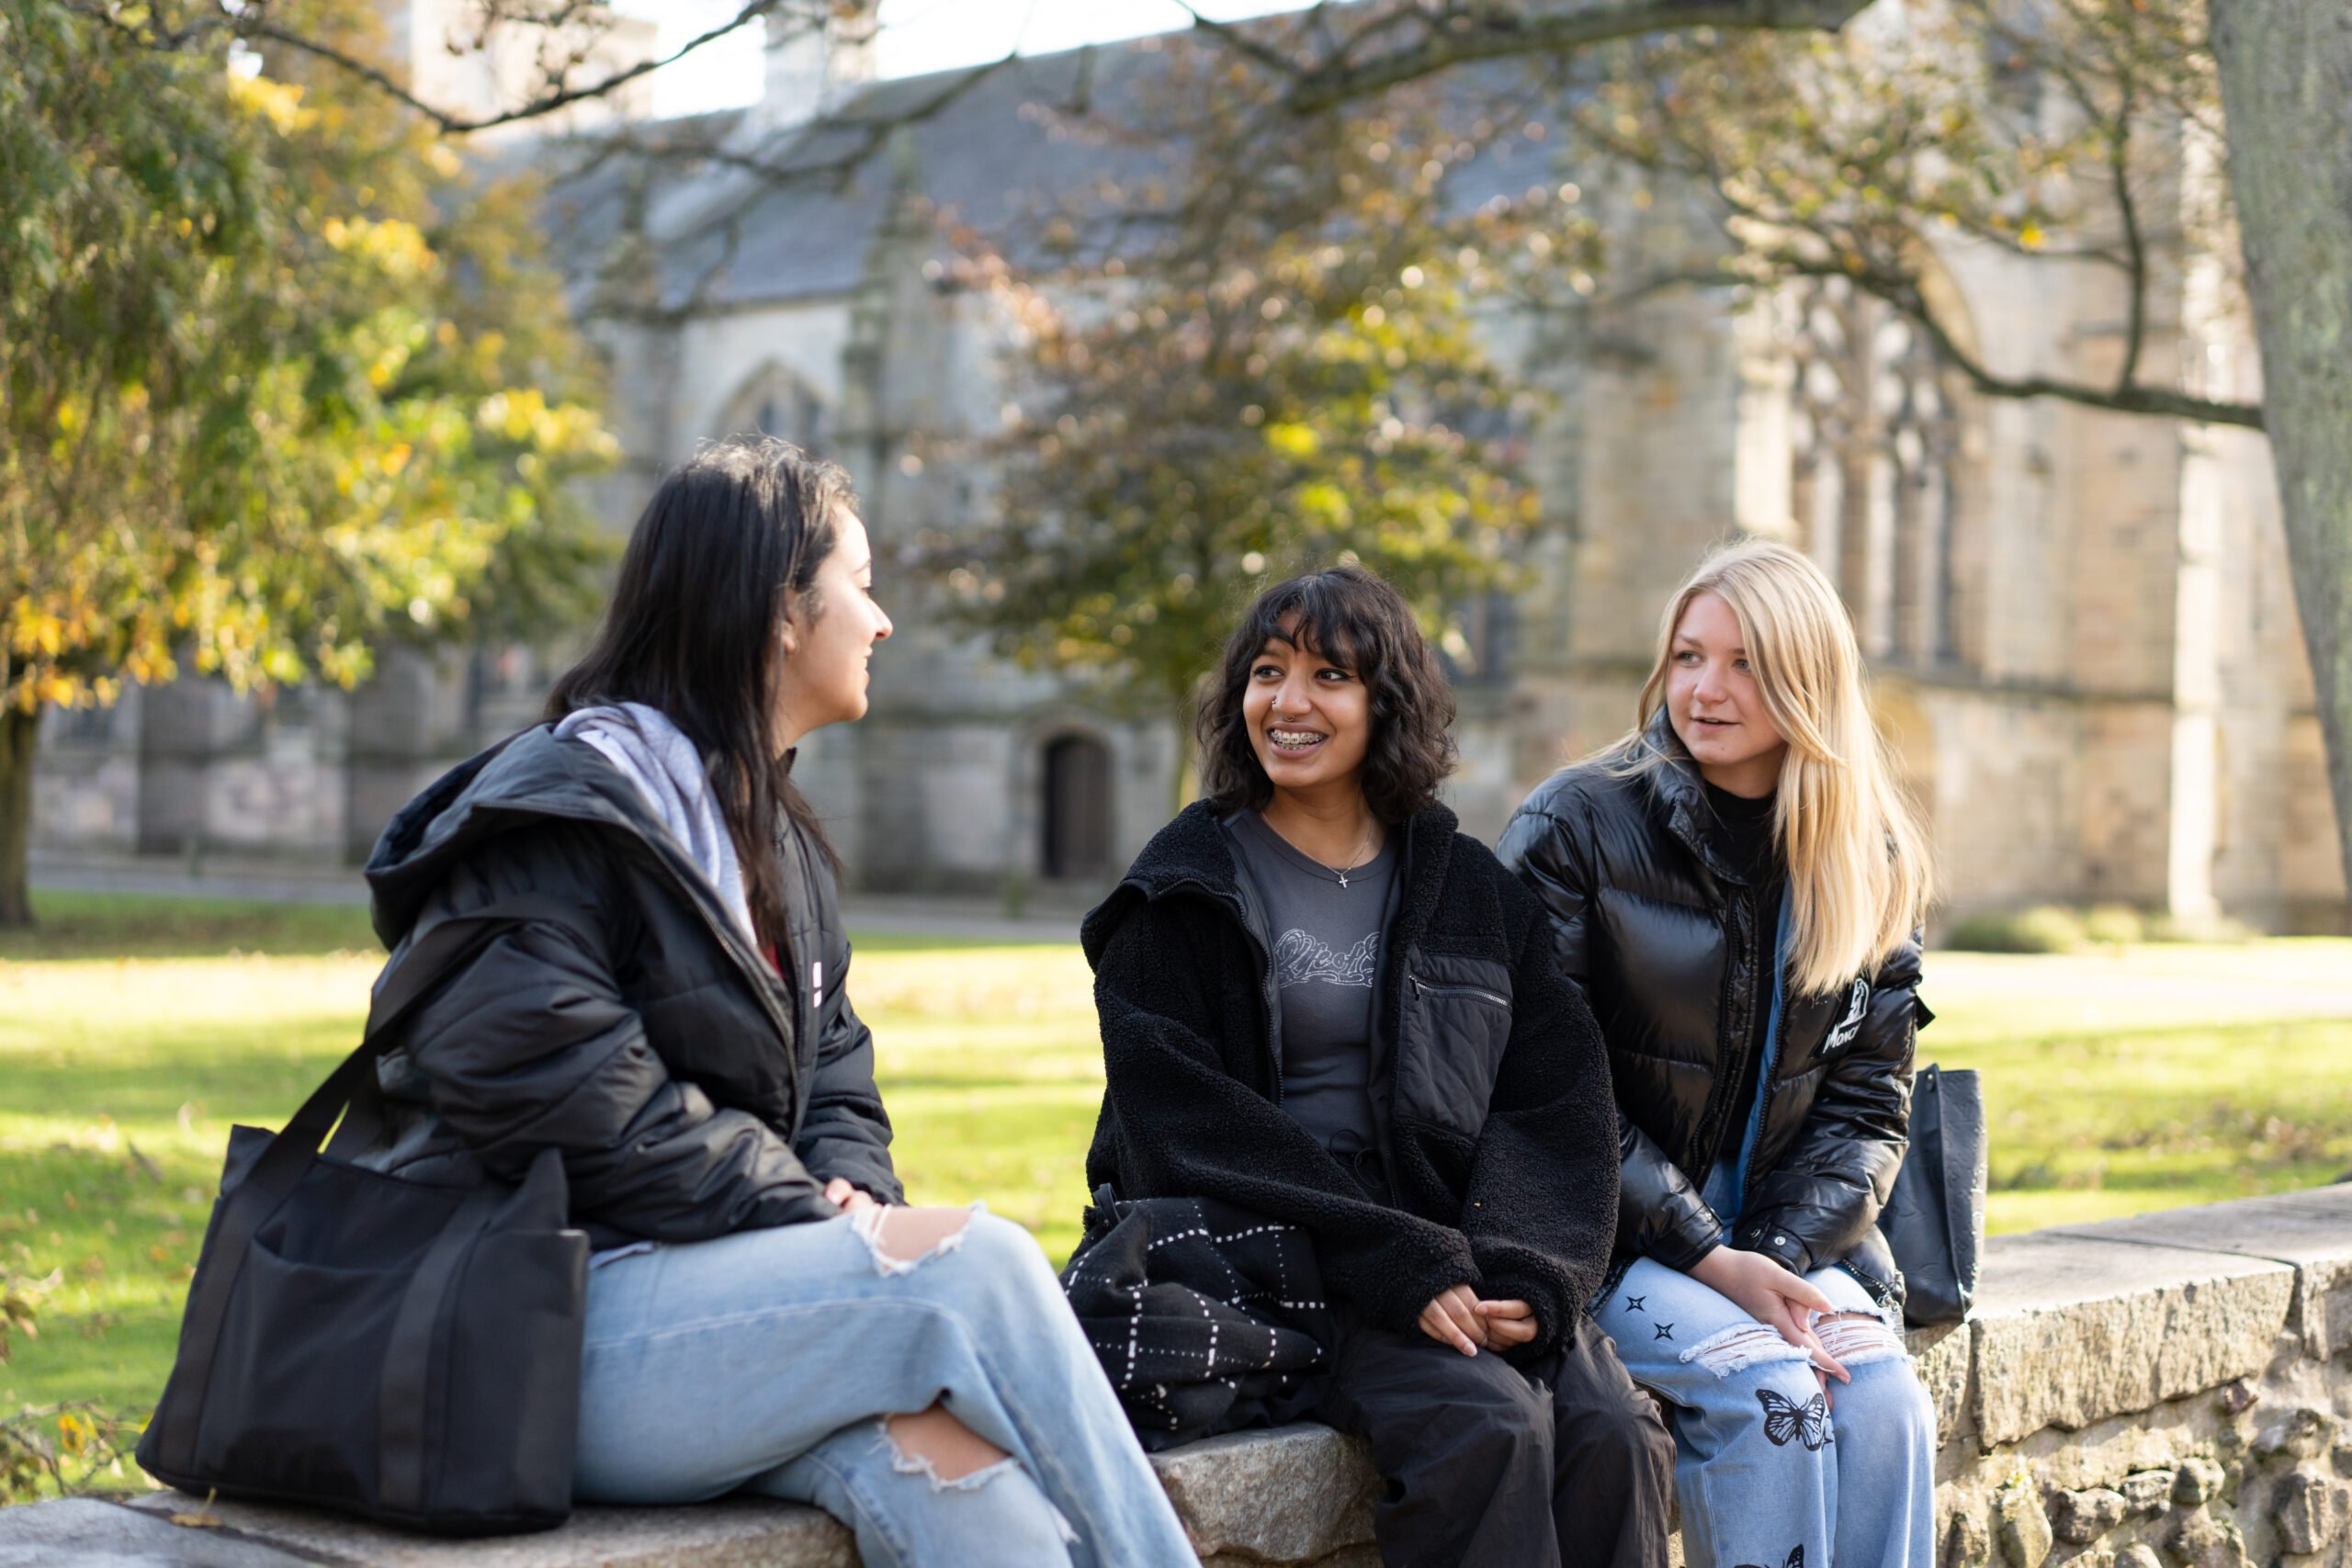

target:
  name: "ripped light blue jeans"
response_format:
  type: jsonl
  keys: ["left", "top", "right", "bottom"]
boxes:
{"left": 571, "top": 1207, "right": 1199, "bottom": 1568}
{"left": 1591, "top": 1258, "right": 1937, "bottom": 1568}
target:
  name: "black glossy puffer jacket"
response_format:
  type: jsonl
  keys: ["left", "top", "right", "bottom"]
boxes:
{"left": 342, "top": 724, "right": 901, "bottom": 1249}
{"left": 1081, "top": 800, "right": 1621, "bottom": 1364}
{"left": 1494, "top": 715, "right": 1928, "bottom": 1297}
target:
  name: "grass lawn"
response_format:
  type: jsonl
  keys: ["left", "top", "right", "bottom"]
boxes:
{"left": 3, "top": 889, "right": 2347, "bottom": 1441}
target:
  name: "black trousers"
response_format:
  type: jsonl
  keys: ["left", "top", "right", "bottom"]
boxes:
{"left": 1310, "top": 1309, "right": 1675, "bottom": 1568}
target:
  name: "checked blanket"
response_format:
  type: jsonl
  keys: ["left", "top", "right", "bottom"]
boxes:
{"left": 1058, "top": 1190, "right": 1336, "bottom": 1450}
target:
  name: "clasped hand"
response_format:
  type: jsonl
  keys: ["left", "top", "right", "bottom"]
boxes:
{"left": 1687, "top": 1245, "right": 1851, "bottom": 1402}
{"left": 1418, "top": 1283, "right": 1537, "bottom": 1357}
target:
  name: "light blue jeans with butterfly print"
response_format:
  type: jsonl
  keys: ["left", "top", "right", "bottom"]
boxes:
{"left": 1591, "top": 1258, "right": 1936, "bottom": 1568}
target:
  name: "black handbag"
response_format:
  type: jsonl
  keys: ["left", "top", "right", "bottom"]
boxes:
{"left": 1875, "top": 1062, "right": 1986, "bottom": 1326}
{"left": 138, "top": 911, "right": 590, "bottom": 1535}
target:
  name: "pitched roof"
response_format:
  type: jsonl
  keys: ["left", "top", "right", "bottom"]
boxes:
{"left": 541, "top": 29, "right": 1568, "bottom": 314}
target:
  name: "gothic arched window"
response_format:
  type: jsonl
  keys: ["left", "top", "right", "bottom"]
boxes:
{"left": 1784, "top": 276, "right": 1975, "bottom": 671}
{"left": 721, "top": 366, "right": 828, "bottom": 453}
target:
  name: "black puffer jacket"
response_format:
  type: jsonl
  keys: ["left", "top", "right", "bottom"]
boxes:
{"left": 344, "top": 724, "right": 900, "bottom": 1247}
{"left": 1494, "top": 716, "right": 1928, "bottom": 1296}
{"left": 1081, "top": 800, "right": 1620, "bottom": 1363}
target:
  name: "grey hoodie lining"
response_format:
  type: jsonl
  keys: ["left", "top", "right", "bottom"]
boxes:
{"left": 552, "top": 704, "right": 755, "bottom": 945}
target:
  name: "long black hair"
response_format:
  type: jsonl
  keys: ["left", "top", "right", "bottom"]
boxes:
{"left": 1196, "top": 565, "right": 1457, "bottom": 825}
{"left": 547, "top": 436, "right": 849, "bottom": 954}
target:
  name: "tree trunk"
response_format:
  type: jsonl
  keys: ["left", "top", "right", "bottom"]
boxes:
{"left": 0, "top": 707, "right": 38, "bottom": 928}
{"left": 2210, "top": 0, "right": 2352, "bottom": 911}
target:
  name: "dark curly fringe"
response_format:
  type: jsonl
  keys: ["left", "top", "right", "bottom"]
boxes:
{"left": 1196, "top": 565, "right": 1457, "bottom": 825}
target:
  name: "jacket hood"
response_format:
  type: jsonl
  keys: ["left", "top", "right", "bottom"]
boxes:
{"left": 1082, "top": 796, "right": 1460, "bottom": 965}
{"left": 364, "top": 724, "right": 675, "bottom": 950}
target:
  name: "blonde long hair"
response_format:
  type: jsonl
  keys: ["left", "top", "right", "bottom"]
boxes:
{"left": 1620, "top": 539, "right": 1934, "bottom": 997}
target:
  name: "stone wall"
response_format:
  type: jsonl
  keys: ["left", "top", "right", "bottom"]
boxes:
{"left": 1928, "top": 1185, "right": 2352, "bottom": 1568}
{"left": 8, "top": 1184, "right": 2346, "bottom": 1567}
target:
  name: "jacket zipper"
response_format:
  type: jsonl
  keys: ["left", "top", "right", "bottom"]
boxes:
{"left": 1738, "top": 940, "right": 1799, "bottom": 1247}
{"left": 1408, "top": 974, "right": 1510, "bottom": 1010}
{"left": 629, "top": 833, "right": 810, "bottom": 1123}
{"left": 1690, "top": 887, "right": 1758, "bottom": 1195}
{"left": 1148, "top": 874, "right": 1285, "bottom": 1105}
{"left": 1228, "top": 873, "right": 1285, "bottom": 1106}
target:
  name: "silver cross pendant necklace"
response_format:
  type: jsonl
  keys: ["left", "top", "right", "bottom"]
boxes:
{"left": 1325, "top": 819, "right": 1377, "bottom": 889}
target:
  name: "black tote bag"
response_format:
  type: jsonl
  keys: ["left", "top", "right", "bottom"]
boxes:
{"left": 1875, "top": 1062, "right": 1986, "bottom": 1327}
{"left": 138, "top": 911, "right": 590, "bottom": 1535}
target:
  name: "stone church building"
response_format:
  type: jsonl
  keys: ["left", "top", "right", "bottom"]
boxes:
{"left": 30, "top": 4, "right": 2346, "bottom": 931}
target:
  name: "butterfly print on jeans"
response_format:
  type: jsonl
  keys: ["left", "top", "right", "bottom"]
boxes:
{"left": 1736, "top": 1549, "right": 1803, "bottom": 1568}
{"left": 1756, "top": 1387, "right": 1831, "bottom": 1450}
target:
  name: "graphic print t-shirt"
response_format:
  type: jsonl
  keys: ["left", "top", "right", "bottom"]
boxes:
{"left": 1226, "top": 809, "right": 1397, "bottom": 1160}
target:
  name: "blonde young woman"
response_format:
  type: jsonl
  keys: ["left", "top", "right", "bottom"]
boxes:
{"left": 1496, "top": 539, "right": 1937, "bottom": 1568}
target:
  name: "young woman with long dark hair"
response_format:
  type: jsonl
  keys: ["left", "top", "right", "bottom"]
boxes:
{"left": 1498, "top": 538, "right": 1939, "bottom": 1568}
{"left": 1081, "top": 566, "right": 1674, "bottom": 1568}
{"left": 345, "top": 437, "right": 1197, "bottom": 1568}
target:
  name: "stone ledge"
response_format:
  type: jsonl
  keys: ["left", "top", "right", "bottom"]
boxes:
{"left": 2050, "top": 1183, "right": 2352, "bottom": 1361}
{"left": 13, "top": 1433, "right": 1384, "bottom": 1568}
{"left": 5, "top": 1185, "right": 2349, "bottom": 1565}
{"left": 1151, "top": 1424, "right": 1376, "bottom": 1565}
{"left": 1965, "top": 1232, "right": 2295, "bottom": 1448}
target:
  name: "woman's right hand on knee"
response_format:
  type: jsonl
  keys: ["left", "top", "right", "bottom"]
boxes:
{"left": 1687, "top": 1246, "right": 1849, "bottom": 1386}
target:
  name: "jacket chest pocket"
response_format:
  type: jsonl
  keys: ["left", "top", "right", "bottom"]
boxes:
{"left": 1395, "top": 953, "right": 1515, "bottom": 1139}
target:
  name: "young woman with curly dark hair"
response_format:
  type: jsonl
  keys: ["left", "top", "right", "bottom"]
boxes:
{"left": 1080, "top": 565, "right": 1674, "bottom": 1568}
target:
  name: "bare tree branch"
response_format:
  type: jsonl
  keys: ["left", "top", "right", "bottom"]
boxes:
{"left": 1254, "top": 0, "right": 1879, "bottom": 116}
{"left": 1784, "top": 256, "right": 2264, "bottom": 429}
{"left": 2107, "top": 83, "right": 2151, "bottom": 392}
{"left": 57, "top": 0, "right": 812, "bottom": 138}
{"left": 1170, "top": 1, "right": 1306, "bottom": 81}
{"left": 576, "top": 50, "right": 1014, "bottom": 197}
{"left": 238, "top": 0, "right": 785, "bottom": 137}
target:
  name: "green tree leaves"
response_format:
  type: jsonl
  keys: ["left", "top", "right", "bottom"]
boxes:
{"left": 930, "top": 70, "right": 1553, "bottom": 719}
{"left": 0, "top": 0, "right": 616, "bottom": 717}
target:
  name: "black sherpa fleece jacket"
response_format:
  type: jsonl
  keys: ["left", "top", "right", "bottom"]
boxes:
{"left": 1080, "top": 799, "right": 1621, "bottom": 1362}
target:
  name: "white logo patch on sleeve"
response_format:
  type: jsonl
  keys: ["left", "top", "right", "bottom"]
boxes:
{"left": 1821, "top": 977, "right": 1871, "bottom": 1054}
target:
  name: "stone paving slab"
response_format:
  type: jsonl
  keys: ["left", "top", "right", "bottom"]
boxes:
{"left": 2052, "top": 1183, "right": 2352, "bottom": 1264}
{"left": 17, "top": 1429, "right": 1385, "bottom": 1568}
{"left": 98, "top": 1495, "right": 856, "bottom": 1568}
{"left": 1967, "top": 1231, "right": 2295, "bottom": 1446}
{"left": 0, "top": 1496, "right": 328, "bottom": 1568}
{"left": 2052, "top": 1182, "right": 2352, "bottom": 1359}
{"left": 1154, "top": 1424, "right": 1375, "bottom": 1563}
